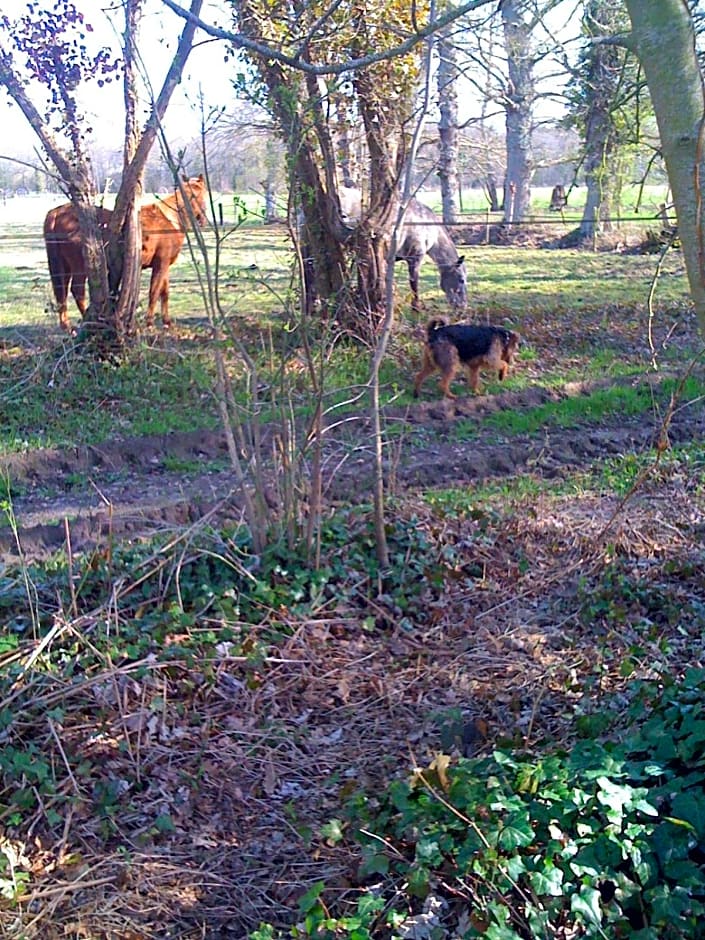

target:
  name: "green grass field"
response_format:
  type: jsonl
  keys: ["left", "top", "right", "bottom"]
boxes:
{"left": 0, "top": 185, "right": 691, "bottom": 455}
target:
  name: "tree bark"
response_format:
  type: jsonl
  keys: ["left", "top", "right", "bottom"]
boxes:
{"left": 352, "top": 65, "right": 404, "bottom": 325}
{"left": 624, "top": 0, "right": 705, "bottom": 329}
{"left": 101, "top": 0, "right": 143, "bottom": 343}
{"left": 577, "top": 1, "right": 625, "bottom": 239}
{"left": 437, "top": 30, "right": 459, "bottom": 224}
{"left": 501, "top": 0, "right": 534, "bottom": 225}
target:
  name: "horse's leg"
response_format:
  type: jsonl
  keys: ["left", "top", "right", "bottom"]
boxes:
{"left": 52, "top": 272, "right": 71, "bottom": 333}
{"left": 408, "top": 257, "right": 421, "bottom": 312}
{"left": 70, "top": 275, "right": 88, "bottom": 320}
{"left": 160, "top": 270, "right": 172, "bottom": 328}
{"left": 56, "top": 278, "right": 71, "bottom": 332}
{"left": 48, "top": 255, "right": 71, "bottom": 332}
{"left": 146, "top": 265, "right": 163, "bottom": 328}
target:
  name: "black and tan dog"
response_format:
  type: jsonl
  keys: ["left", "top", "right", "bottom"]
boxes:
{"left": 413, "top": 318, "right": 521, "bottom": 399}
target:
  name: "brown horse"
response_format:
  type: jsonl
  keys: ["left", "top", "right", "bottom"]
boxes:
{"left": 44, "top": 175, "right": 208, "bottom": 332}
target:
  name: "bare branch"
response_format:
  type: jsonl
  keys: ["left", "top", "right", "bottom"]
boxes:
{"left": 590, "top": 32, "right": 635, "bottom": 51}
{"left": 0, "top": 46, "right": 82, "bottom": 193}
{"left": 159, "top": 0, "right": 499, "bottom": 75}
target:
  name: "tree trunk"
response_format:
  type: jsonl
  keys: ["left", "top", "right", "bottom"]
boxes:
{"left": 484, "top": 172, "right": 500, "bottom": 212}
{"left": 231, "top": 0, "right": 413, "bottom": 335}
{"left": 233, "top": 0, "right": 350, "bottom": 318}
{"left": 579, "top": 102, "right": 617, "bottom": 239}
{"left": 501, "top": 0, "right": 534, "bottom": 225}
{"left": 262, "top": 177, "right": 278, "bottom": 222}
{"left": 578, "top": 0, "right": 624, "bottom": 240}
{"left": 335, "top": 96, "right": 357, "bottom": 188}
{"left": 437, "top": 31, "right": 459, "bottom": 224}
{"left": 96, "top": 0, "right": 143, "bottom": 344}
{"left": 87, "top": 0, "right": 202, "bottom": 350}
{"left": 351, "top": 223, "right": 390, "bottom": 328}
{"left": 624, "top": 0, "right": 705, "bottom": 329}
{"left": 353, "top": 67, "right": 404, "bottom": 326}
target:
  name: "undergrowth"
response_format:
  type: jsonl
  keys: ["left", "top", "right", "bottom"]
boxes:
{"left": 0, "top": 504, "right": 458, "bottom": 660}
{"left": 253, "top": 669, "right": 705, "bottom": 939}
{"left": 1, "top": 475, "right": 704, "bottom": 935}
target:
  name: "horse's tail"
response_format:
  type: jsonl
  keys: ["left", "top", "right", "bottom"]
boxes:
{"left": 43, "top": 208, "right": 67, "bottom": 305}
{"left": 427, "top": 317, "right": 448, "bottom": 341}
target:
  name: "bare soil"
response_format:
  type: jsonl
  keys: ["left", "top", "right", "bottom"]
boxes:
{"left": 1, "top": 373, "right": 697, "bottom": 560}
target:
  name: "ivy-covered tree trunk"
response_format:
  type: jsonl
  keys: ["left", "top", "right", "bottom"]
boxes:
{"left": 352, "top": 65, "right": 405, "bottom": 326}
{"left": 577, "top": 1, "right": 627, "bottom": 240}
{"left": 624, "top": 0, "right": 705, "bottom": 330}
{"left": 258, "top": 62, "right": 349, "bottom": 315}
{"left": 228, "top": 0, "right": 417, "bottom": 335}
{"left": 231, "top": 0, "right": 350, "bottom": 316}
{"left": 501, "top": 0, "right": 534, "bottom": 225}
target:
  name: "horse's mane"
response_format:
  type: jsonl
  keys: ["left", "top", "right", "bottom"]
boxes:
{"left": 152, "top": 176, "right": 207, "bottom": 228}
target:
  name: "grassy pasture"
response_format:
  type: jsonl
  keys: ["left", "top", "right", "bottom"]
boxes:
{"left": 3, "top": 188, "right": 705, "bottom": 939}
{"left": 0, "top": 189, "right": 693, "bottom": 455}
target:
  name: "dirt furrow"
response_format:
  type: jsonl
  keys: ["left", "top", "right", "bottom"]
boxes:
{"left": 2, "top": 379, "right": 703, "bottom": 560}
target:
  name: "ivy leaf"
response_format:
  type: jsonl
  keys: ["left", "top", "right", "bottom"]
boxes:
{"left": 675, "top": 714, "right": 705, "bottom": 762}
{"left": 485, "top": 925, "right": 524, "bottom": 939}
{"left": 298, "top": 881, "right": 324, "bottom": 914}
{"left": 498, "top": 814, "right": 534, "bottom": 850}
{"left": 154, "top": 813, "right": 175, "bottom": 834}
{"left": 633, "top": 797, "right": 658, "bottom": 816}
{"left": 670, "top": 791, "right": 705, "bottom": 835}
{"left": 357, "top": 847, "right": 389, "bottom": 879}
{"left": 571, "top": 885, "right": 603, "bottom": 926}
{"left": 407, "top": 864, "right": 430, "bottom": 899}
{"left": 320, "top": 818, "right": 345, "bottom": 845}
{"left": 529, "top": 863, "right": 564, "bottom": 897}
{"left": 596, "top": 776, "right": 635, "bottom": 823}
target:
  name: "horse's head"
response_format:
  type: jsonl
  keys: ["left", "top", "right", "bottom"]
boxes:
{"left": 180, "top": 174, "right": 208, "bottom": 226}
{"left": 440, "top": 256, "right": 467, "bottom": 310}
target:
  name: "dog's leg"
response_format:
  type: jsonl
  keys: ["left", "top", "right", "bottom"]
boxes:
{"left": 438, "top": 360, "right": 458, "bottom": 399}
{"left": 413, "top": 348, "right": 437, "bottom": 398}
{"left": 430, "top": 341, "right": 459, "bottom": 399}
{"left": 468, "top": 365, "right": 481, "bottom": 394}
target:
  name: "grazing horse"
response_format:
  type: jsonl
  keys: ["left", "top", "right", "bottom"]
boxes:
{"left": 339, "top": 187, "right": 467, "bottom": 311}
{"left": 44, "top": 175, "right": 208, "bottom": 331}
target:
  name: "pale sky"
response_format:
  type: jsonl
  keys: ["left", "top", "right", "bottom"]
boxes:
{"left": 0, "top": 1, "right": 234, "bottom": 157}
{"left": 1, "top": 0, "right": 580, "bottom": 164}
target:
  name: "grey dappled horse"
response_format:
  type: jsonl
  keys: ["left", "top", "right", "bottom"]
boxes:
{"left": 339, "top": 187, "right": 467, "bottom": 311}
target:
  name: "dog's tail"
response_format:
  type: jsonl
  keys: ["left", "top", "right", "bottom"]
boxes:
{"left": 427, "top": 317, "right": 448, "bottom": 341}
